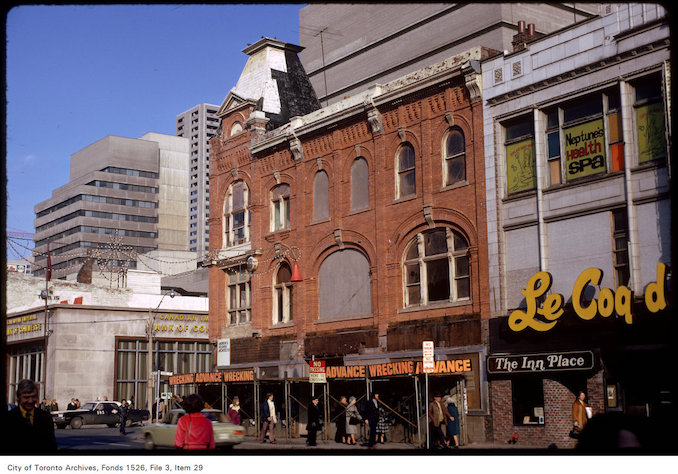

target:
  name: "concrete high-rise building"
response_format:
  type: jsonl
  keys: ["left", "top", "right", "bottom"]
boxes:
{"left": 299, "top": 3, "right": 601, "bottom": 105}
{"left": 33, "top": 133, "right": 189, "bottom": 280}
{"left": 176, "top": 104, "right": 220, "bottom": 253}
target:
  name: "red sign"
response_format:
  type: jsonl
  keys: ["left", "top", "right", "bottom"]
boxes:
{"left": 423, "top": 341, "right": 435, "bottom": 374}
{"left": 309, "top": 360, "right": 326, "bottom": 383}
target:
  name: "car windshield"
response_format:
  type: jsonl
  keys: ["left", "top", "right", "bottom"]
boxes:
{"left": 81, "top": 403, "right": 96, "bottom": 411}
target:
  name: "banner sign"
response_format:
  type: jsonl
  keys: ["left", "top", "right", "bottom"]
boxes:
{"left": 325, "top": 358, "right": 473, "bottom": 379}
{"left": 169, "top": 370, "right": 255, "bottom": 386}
{"left": 564, "top": 118, "right": 606, "bottom": 180}
{"left": 487, "top": 351, "right": 594, "bottom": 374}
{"left": 636, "top": 102, "right": 666, "bottom": 163}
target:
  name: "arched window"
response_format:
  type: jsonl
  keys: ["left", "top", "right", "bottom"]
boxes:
{"left": 224, "top": 181, "right": 249, "bottom": 247}
{"left": 271, "top": 184, "right": 290, "bottom": 231}
{"left": 318, "top": 249, "right": 372, "bottom": 319}
{"left": 351, "top": 157, "right": 369, "bottom": 211}
{"left": 445, "top": 128, "right": 466, "bottom": 186}
{"left": 313, "top": 171, "right": 329, "bottom": 221}
{"left": 230, "top": 121, "right": 243, "bottom": 136}
{"left": 397, "top": 143, "right": 416, "bottom": 198}
{"left": 403, "top": 227, "right": 470, "bottom": 307}
{"left": 274, "top": 263, "right": 293, "bottom": 324}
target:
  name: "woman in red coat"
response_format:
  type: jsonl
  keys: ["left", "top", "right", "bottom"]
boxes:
{"left": 174, "top": 393, "right": 215, "bottom": 450}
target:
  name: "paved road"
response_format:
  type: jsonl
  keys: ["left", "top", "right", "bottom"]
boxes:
{"left": 56, "top": 424, "right": 147, "bottom": 450}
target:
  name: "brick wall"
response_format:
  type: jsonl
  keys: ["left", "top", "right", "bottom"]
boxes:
{"left": 490, "top": 370, "right": 605, "bottom": 448}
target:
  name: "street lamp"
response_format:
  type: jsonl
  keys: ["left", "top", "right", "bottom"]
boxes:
{"left": 146, "top": 289, "right": 175, "bottom": 424}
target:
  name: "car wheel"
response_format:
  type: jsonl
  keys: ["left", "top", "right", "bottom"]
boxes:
{"left": 70, "top": 417, "right": 83, "bottom": 429}
{"left": 126, "top": 419, "right": 132, "bottom": 428}
{"left": 144, "top": 433, "right": 155, "bottom": 450}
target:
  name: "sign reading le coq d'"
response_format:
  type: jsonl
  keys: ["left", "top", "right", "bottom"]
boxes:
{"left": 509, "top": 262, "right": 668, "bottom": 332}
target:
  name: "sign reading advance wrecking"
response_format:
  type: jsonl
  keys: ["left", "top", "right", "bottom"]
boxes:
{"left": 487, "top": 351, "right": 594, "bottom": 374}
{"left": 169, "top": 370, "right": 255, "bottom": 386}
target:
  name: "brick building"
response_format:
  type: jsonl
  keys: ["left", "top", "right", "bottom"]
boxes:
{"left": 203, "top": 37, "right": 496, "bottom": 442}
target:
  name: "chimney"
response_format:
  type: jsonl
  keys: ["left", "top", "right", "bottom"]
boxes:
{"left": 512, "top": 21, "right": 538, "bottom": 52}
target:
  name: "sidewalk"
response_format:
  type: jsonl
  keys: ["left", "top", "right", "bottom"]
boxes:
{"left": 233, "top": 436, "right": 549, "bottom": 452}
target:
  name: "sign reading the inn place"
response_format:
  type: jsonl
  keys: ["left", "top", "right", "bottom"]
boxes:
{"left": 487, "top": 351, "right": 594, "bottom": 374}
{"left": 509, "top": 262, "right": 668, "bottom": 332}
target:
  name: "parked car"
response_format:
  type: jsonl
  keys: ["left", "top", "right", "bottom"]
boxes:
{"left": 142, "top": 409, "right": 244, "bottom": 450}
{"left": 52, "top": 401, "right": 149, "bottom": 429}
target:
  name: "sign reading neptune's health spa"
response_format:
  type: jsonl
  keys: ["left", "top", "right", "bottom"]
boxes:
{"left": 509, "top": 262, "right": 668, "bottom": 332}
{"left": 564, "top": 119, "right": 606, "bottom": 180}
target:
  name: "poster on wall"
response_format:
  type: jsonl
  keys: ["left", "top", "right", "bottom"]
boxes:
{"left": 506, "top": 138, "right": 536, "bottom": 193}
{"left": 636, "top": 102, "right": 665, "bottom": 163}
{"left": 564, "top": 118, "right": 606, "bottom": 181}
{"left": 217, "top": 338, "right": 230, "bottom": 367}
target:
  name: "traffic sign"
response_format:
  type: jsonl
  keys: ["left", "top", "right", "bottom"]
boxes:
{"left": 423, "top": 341, "right": 435, "bottom": 373}
{"left": 309, "top": 359, "right": 326, "bottom": 383}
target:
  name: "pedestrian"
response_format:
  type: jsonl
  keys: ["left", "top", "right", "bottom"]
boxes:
{"left": 7, "top": 379, "right": 58, "bottom": 453}
{"left": 50, "top": 398, "right": 59, "bottom": 412}
{"left": 119, "top": 399, "right": 129, "bottom": 435}
{"left": 129, "top": 395, "right": 135, "bottom": 408}
{"left": 346, "top": 397, "right": 363, "bottom": 444}
{"left": 376, "top": 396, "right": 389, "bottom": 444}
{"left": 228, "top": 396, "right": 241, "bottom": 425}
{"left": 363, "top": 392, "right": 380, "bottom": 448}
{"left": 345, "top": 396, "right": 362, "bottom": 445}
{"left": 307, "top": 394, "right": 321, "bottom": 446}
{"left": 573, "top": 390, "right": 589, "bottom": 434}
{"left": 334, "top": 395, "right": 348, "bottom": 444}
{"left": 174, "top": 393, "right": 215, "bottom": 450}
{"left": 67, "top": 398, "right": 77, "bottom": 411}
{"left": 259, "top": 393, "right": 277, "bottom": 444}
{"left": 39, "top": 398, "right": 48, "bottom": 411}
{"left": 428, "top": 393, "right": 447, "bottom": 449}
{"left": 445, "top": 396, "right": 460, "bottom": 448}
{"left": 158, "top": 398, "right": 166, "bottom": 421}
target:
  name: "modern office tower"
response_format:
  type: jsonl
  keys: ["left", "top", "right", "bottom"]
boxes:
{"left": 298, "top": 3, "right": 601, "bottom": 105}
{"left": 33, "top": 133, "right": 189, "bottom": 280}
{"left": 176, "top": 104, "right": 220, "bottom": 253}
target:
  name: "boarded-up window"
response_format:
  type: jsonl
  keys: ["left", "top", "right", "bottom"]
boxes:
{"left": 319, "top": 249, "right": 372, "bottom": 319}
{"left": 313, "top": 171, "right": 329, "bottom": 221}
{"left": 351, "top": 157, "right": 369, "bottom": 211}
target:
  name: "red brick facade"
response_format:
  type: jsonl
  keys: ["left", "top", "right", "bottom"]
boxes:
{"left": 209, "top": 78, "right": 490, "bottom": 356}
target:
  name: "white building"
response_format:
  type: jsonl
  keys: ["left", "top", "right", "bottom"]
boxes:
{"left": 6, "top": 270, "right": 210, "bottom": 411}
{"left": 176, "top": 104, "right": 220, "bottom": 254}
{"left": 480, "top": 3, "right": 671, "bottom": 447}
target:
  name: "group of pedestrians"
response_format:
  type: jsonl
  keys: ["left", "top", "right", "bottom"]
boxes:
{"left": 428, "top": 393, "right": 460, "bottom": 449}
{"left": 333, "top": 392, "right": 390, "bottom": 448}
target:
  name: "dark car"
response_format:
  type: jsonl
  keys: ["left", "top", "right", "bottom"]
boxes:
{"left": 52, "top": 401, "right": 149, "bottom": 429}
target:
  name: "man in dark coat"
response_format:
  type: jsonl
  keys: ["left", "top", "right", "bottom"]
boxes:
{"left": 363, "top": 392, "right": 380, "bottom": 448}
{"left": 306, "top": 394, "right": 321, "bottom": 446}
{"left": 6, "top": 379, "right": 57, "bottom": 453}
{"left": 119, "top": 399, "right": 129, "bottom": 435}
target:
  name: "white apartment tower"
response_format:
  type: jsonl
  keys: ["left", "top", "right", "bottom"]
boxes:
{"left": 176, "top": 103, "right": 220, "bottom": 253}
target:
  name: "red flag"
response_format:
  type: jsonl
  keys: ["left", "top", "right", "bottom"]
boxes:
{"left": 46, "top": 242, "right": 52, "bottom": 282}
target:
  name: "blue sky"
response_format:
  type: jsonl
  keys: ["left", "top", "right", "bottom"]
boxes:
{"left": 5, "top": 4, "right": 303, "bottom": 258}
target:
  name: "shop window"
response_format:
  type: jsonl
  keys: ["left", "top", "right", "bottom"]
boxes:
{"left": 403, "top": 227, "right": 470, "bottom": 308}
{"left": 546, "top": 108, "right": 562, "bottom": 185}
{"left": 633, "top": 74, "right": 667, "bottom": 164}
{"left": 504, "top": 116, "right": 536, "bottom": 194}
{"left": 274, "top": 263, "right": 293, "bottom": 324}
{"left": 271, "top": 184, "right": 291, "bottom": 232}
{"left": 512, "top": 377, "right": 545, "bottom": 425}
{"left": 444, "top": 128, "right": 466, "bottom": 186}
{"left": 396, "top": 143, "right": 416, "bottom": 198}
{"left": 313, "top": 170, "right": 329, "bottom": 221}
{"left": 351, "top": 157, "right": 369, "bottom": 211}
{"left": 611, "top": 209, "right": 630, "bottom": 288}
{"left": 228, "top": 265, "right": 251, "bottom": 325}
{"left": 318, "top": 249, "right": 372, "bottom": 319}
{"left": 607, "top": 92, "right": 625, "bottom": 172}
{"left": 224, "top": 181, "right": 249, "bottom": 247}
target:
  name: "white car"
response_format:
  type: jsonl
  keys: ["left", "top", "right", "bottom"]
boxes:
{"left": 141, "top": 409, "right": 244, "bottom": 450}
